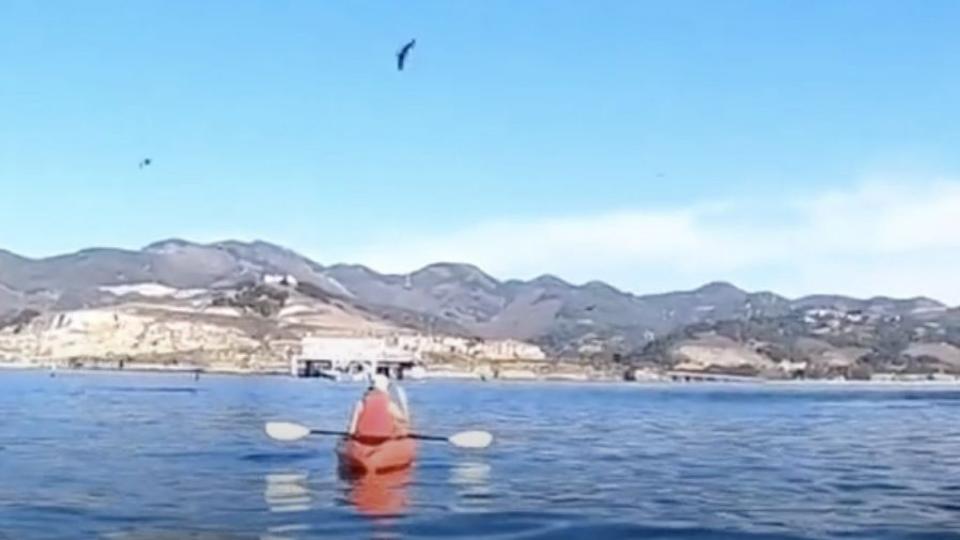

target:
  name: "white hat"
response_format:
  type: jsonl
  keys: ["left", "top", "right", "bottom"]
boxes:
{"left": 368, "top": 373, "right": 390, "bottom": 392}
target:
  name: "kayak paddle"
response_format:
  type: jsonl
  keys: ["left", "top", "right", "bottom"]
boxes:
{"left": 264, "top": 421, "right": 493, "bottom": 449}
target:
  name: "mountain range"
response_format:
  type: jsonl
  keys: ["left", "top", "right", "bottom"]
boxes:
{"left": 0, "top": 238, "right": 952, "bottom": 361}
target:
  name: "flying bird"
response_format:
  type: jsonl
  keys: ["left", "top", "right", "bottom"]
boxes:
{"left": 396, "top": 39, "right": 416, "bottom": 71}
{"left": 139, "top": 158, "right": 152, "bottom": 169}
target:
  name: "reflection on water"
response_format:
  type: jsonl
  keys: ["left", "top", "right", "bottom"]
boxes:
{"left": 263, "top": 473, "right": 312, "bottom": 539}
{"left": 263, "top": 466, "right": 414, "bottom": 535}
{"left": 450, "top": 461, "right": 491, "bottom": 486}
{"left": 264, "top": 472, "right": 312, "bottom": 513}
{"left": 342, "top": 468, "right": 412, "bottom": 517}
{"left": 261, "top": 525, "right": 312, "bottom": 540}
{"left": 449, "top": 461, "right": 492, "bottom": 510}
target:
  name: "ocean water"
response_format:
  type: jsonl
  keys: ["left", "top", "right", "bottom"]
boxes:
{"left": 1, "top": 371, "right": 960, "bottom": 539}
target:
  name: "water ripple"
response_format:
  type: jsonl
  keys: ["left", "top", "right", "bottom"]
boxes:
{"left": 3, "top": 373, "right": 960, "bottom": 539}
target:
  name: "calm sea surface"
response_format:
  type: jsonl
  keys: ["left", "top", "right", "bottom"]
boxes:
{"left": 2, "top": 371, "right": 960, "bottom": 539}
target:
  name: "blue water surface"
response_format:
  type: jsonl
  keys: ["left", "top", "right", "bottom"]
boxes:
{"left": 2, "top": 370, "right": 960, "bottom": 539}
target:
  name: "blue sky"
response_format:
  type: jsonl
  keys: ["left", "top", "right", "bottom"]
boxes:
{"left": 2, "top": 1, "right": 960, "bottom": 301}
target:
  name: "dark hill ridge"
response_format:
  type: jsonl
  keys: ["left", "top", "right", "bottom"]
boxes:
{"left": 0, "top": 239, "right": 348, "bottom": 310}
{"left": 0, "top": 239, "right": 951, "bottom": 357}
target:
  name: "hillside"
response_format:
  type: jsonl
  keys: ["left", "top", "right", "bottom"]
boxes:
{"left": 322, "top": 265, "right": 947, "bottom": 360}
{"left": 0, "top": 280, "right": 397, "bottom": 370}
{"left": 0, "top": 239, "right": 348, "bottom": 314}
{"left": 0, "top": 239, "right": 955, "bottom": 376}
{"left": 633, "top": 304, "right": 960, "bottom": 379}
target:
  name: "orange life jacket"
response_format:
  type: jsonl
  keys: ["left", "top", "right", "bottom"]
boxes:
{"left": 355, "top": 389, "right": 397, "bottom": 442}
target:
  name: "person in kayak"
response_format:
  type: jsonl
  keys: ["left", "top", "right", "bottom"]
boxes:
{"left": 347, "top": 373, "right": 410, "bottom": 443}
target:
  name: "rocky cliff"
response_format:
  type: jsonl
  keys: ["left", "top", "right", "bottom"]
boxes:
{"left": 0, "top": 280, "right": 397, "bottom": 370}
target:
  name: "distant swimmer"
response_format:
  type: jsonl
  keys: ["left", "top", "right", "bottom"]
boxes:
{"left": 396, "top": 39, "right": 416, "bottom": 71}
{"left": 139, "top": 158, "right": 152, "bottom": 169}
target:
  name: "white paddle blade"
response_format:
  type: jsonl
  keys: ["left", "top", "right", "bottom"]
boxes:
{"left": 265, "top": 422, "right": 311, "bottom": 442}
{"left": 448, "top": 430, "right": 493, "bottom": 449}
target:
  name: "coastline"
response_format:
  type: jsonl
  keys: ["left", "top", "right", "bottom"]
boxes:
{"left": 4, "top": 360, "right": 960, "bottom": 386}
{"left": 0, "top": 360, "right": 288, "bottom": 377}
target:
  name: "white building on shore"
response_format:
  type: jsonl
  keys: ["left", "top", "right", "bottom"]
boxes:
{"left": 392, "top": 335, "right": 547, "bottom": 361}
{"left": 292, "top": 334, "right": 548, "bottom": 379}
{"left": 292, "top": 336, "right": 419, "bottom": 379}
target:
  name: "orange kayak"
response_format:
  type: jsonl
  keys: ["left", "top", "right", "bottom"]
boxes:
{"left": 336, "top": 437, "right": 416, "bottom": 476}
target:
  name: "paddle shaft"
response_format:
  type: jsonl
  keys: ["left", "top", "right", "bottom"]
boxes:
{"left": 308, "top": 429, "right": 446, "bottom": 442}
{"left": 265, "top": 421, "right": 492, "bottom": 448}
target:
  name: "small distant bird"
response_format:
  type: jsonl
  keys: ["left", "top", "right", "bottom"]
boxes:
{"left": 585, "top": 305, "right": 596, "bottom": 312}
{"left": 396, "top": 39, "right": 416, "bottom": 71}
{"left": 139, "top": 158, "right": 152, "bottom": 169}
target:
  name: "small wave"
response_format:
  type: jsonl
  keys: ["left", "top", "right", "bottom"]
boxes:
{"left": 102, "top": 531, "right": 259, "bottom": 540}
{"left": 241, "top": 451, "right": 318, "bottom": 463}
{"left": 91, "top": 386, "right": 200, "bottom": 394}
{"left": 525, "top": 522, "right": 817, "bottom": 540}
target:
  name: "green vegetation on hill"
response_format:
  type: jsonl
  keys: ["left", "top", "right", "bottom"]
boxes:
{"left": 633, "top": 307, "right": 960, "bottom": 378}
{"left": 211, "top": 284, "right": 289, "bottom": 317}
